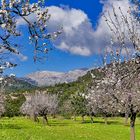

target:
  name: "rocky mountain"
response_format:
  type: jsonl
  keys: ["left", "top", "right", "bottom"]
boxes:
{"left": 26, "top": 69, "right": 88, "bottom": 86}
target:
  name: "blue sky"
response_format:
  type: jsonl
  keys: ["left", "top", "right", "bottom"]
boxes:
{"left": 6, "top": 0, "right": 134, "bottom": 77}
{"left": 45, "top": 0, "right": 103, "bottom": 27}
{"left": 5, "top": 0, "right": 105, "bottom": 77}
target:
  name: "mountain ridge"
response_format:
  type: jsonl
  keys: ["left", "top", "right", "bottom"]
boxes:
{"left": 26, "top": 68, "right": 88, "bottom": 86}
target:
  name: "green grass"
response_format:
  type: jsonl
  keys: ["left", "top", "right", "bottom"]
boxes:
{"left": 0, "top": 117, "right": 140, "bottom": 140}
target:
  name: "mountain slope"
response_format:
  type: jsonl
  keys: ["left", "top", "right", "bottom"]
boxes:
{"left": 26, "top": 69, "right": 88, "bottom": 86}
{"left": 0, "top": 76, "right": 36, "bottom": 93}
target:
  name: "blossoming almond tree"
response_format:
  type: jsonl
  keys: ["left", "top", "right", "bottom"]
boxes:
{"left": 0, "top": 0, "right": 61, "bottom": 120}
{"left": 0, "top": 94, "right": 5, "bottom": 117}
{"left": 103, "top": 1, "right": 140, "bottom": 140}
{"left": 0, "top": 0, "right": 61, "bottom": 74}
{"left": 87, "top": 67, "right": 122, "bottom": 124}
{"left": 21, "top": 90, "right": 59, "bottom": 125}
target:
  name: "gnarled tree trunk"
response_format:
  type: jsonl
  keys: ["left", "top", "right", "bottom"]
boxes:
{"left": 33, "top": 112, "right": 39, "bottom": 122}
{"left": 52, "top": 113, "right": 56, "bottom": 119}
{"left": 43, "top": 115, "right": 49, "bottom": 125}
{"left": 130, "top": 113, "right": 136, "bottom": 140}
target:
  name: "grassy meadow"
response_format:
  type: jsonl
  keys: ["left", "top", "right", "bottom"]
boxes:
{"left": 1, "top": 117, "right": 140, "bottom": 140}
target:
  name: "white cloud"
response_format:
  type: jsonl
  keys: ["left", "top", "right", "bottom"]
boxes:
{"left": 16, "top": 0, "right": 133, "bottom": 56}
{"left": 47, "top": 6, "right": 96, "bottom": 56}
{"left": 58, "top": 42, "right": 91, "bottom": 56}
{"left": 47, "top": 0, "right": 132, "bottom": 56}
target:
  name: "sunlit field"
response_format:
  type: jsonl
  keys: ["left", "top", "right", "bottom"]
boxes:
{"left": 1, "top": 117, "right": 140, "bottom": 140}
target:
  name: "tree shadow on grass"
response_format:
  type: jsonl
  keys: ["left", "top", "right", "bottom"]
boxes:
{"left": 45, "top": 119, "right": 122, "bottom": 126}
{"left": 82, "top": 120, "right": 122, "bottom": 125}
{"left": 46, "top": 120, "right": 121, "bottom": 126}
{"left": 47, "top": 122, "right": 71, "bottom": 126}
{"left": 0, "top": 123, "right": 26, "bottom": 129}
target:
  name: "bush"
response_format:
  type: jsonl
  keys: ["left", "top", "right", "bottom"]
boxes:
{"left": 4, "top": 93, "right": 26, "bottom": 117}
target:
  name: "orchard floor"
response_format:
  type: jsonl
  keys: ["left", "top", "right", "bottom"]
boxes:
{"left": 0, "top": 117, "right": 140, "bottom": 140}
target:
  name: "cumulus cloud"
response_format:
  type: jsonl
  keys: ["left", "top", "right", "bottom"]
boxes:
{"left": 16, "top": 0, "right": 133, "bottom": 56}
{"left": 47, "top": 0, "right": 132, "bottom": 56}
{"left": 47, "top": 6, "right": 95, "bottom": 56}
